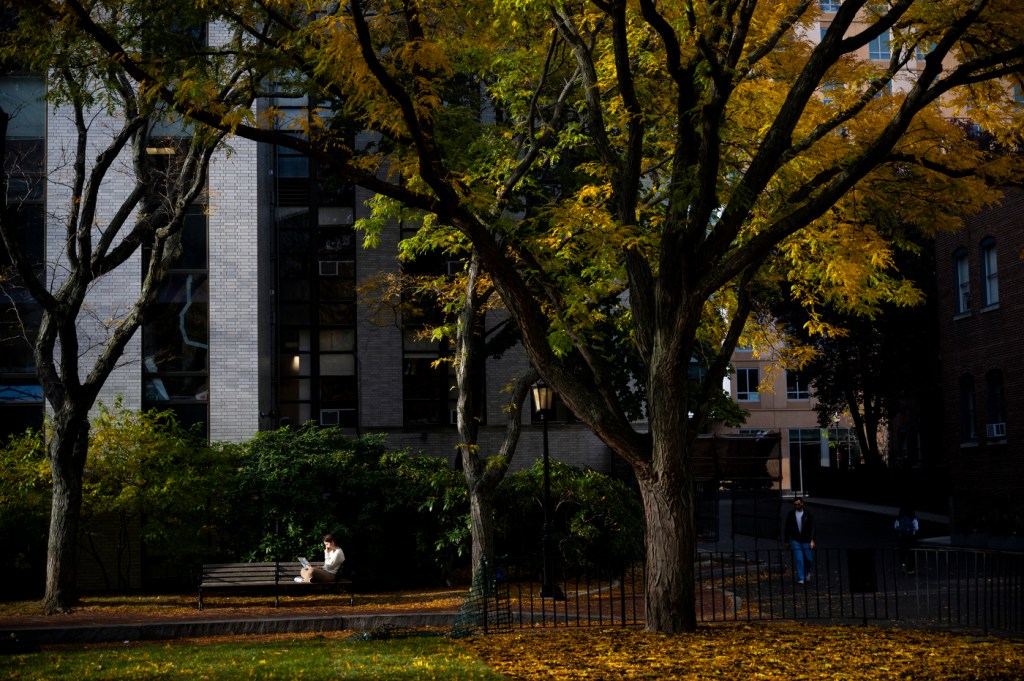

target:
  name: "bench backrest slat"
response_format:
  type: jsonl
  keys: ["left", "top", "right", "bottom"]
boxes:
{"left": 201, "top": 562, "right": 303, "bottom": 584}
{"left": 200, "top": 561, "right": 348, "bottom": 586}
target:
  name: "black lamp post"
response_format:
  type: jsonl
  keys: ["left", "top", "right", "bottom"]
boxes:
{"left": 532, "top": 379, "right": 565, "bottom": 600}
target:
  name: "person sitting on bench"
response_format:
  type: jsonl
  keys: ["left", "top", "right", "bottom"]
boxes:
{"left": 300, "top": 533, "right": 345, "bottom": 583}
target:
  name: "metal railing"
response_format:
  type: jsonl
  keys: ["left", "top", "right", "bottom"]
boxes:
{"left": 495, "top": 558, "right": 644, "bottom": 629}
{"left": 484, "top": 547, "right": 1024, "bottom": 634}
{"left": 695, "top": 547, "right": 1024, "bottom": 633}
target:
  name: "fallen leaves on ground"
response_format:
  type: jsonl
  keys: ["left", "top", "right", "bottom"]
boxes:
{"left": 462, "top": 622, "right": 1024, "bottom": 680}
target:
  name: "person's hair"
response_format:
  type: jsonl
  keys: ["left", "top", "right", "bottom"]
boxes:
{"left": 323, "top": 533, "right": 336, "bottom": 544}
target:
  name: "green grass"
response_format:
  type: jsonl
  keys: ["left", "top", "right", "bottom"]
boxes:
{"left": 2, "top": 633, "right": 508, "bottom": 680}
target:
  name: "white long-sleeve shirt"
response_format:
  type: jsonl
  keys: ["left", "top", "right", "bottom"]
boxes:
{"left": 323, "top": 546, "right": 345, "bottom": 573}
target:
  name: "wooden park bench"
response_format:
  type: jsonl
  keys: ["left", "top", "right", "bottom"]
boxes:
{"left": 198, "top": 561, "right": 354, "bottom": 610}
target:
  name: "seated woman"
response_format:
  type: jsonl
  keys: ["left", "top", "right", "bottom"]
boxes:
{"left": 300, "top": 533, "right": 345, "bottom": 583}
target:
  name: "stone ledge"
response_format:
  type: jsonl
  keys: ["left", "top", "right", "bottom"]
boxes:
{"left": 1, "top": 612, "right": 458, "bottom": 647}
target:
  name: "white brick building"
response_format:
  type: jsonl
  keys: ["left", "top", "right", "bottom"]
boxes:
{"left": 0, "top": 73, "right": 611, "bottom": 474}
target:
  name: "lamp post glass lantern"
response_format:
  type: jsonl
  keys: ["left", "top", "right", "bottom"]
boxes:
{"left": 531, "top": 380, "right": 555, "bottom": 413}
{"left": 532, "top": 379, "right": 565, "bottom": 600}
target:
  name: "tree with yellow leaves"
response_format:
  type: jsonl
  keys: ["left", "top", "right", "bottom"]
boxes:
{"left": 36, "top": 0, "right": 1024, "bottom": 631}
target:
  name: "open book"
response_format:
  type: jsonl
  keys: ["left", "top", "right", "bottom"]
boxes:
{"left": 298, "top": 557, "right": 310, "bottom": 569}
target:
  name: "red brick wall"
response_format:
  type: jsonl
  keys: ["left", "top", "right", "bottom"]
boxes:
{"left": 934, "top": 190, "right": 1024, "bottom": 539}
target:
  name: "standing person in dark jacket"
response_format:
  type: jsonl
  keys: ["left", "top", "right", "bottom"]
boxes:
{"left": 783, "top": 496, "right": 816, "bottom": 584}
{"left": 895, "top": 506, "right": 919, "bottom": 575}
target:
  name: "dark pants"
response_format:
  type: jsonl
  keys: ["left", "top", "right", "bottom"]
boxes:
{"left": 898, "top": 534, "right": 916, "bottom": 572}
{"left": 790, "top": 540, "right": 814, "bottom": 581}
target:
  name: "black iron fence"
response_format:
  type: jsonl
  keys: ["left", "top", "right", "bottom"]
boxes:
{"left": 473, "top": 547, "right": 1024, "bottom": 635}
{"left": 696, "top": 546, "right": 1024, "bottom": 633}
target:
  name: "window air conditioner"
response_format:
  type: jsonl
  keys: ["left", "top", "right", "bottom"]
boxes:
{"left": 987, "top": 422, "right": 1007, "bottom": 438}
{"left": 319, "top": 260, "right": 340, "bottom": 276}
{"left": 320, "top": 409, "right": 341, "bottom": 426}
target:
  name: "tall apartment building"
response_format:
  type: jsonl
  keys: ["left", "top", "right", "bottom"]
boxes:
{"left": 0, "top": 69, "right": 611, "bottom": 473}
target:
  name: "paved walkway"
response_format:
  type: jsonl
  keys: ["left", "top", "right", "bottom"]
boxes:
{"left": 699, "top": 495, "right": 950, "bottom": 554}
{"left": 0, "top": 594, "right": 464, "bottom": 648}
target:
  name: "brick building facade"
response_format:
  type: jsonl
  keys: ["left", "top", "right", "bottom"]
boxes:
{"left": 934, "top": 189, "right": 1024, "bottom": 547}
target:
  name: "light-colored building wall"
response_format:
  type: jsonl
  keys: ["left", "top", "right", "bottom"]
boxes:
{"left": 724, "top": 345, "right": 857, "bottom": 495}
{"left": 355, "top": 191, "right": 405, "bottom": 431}
{"left": 207, "top": 133, "right": 262, "bottom": 442}
{"left": 45, "top": 98, "right": 143, "bottom": 414}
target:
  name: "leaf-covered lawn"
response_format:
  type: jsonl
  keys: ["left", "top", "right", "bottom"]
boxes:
{"left": 462, "top": 623, "right": 1024, "bottom": 680}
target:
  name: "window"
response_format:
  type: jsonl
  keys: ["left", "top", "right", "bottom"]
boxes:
{"left": 272, "top": 96, "right": 358, "bottom": 429}
{"left": 869, "top": 31, "right": 891, "bottom": 61}
{"left": 827, "top": 428, "right": 862, "bottom": 469}
{"left": 820, "top": 0, "right": 841, "bottom": 11}
{"left": 915, "top": 41, "right": 935, "bottom": 62}
{"left": 786, "top": 370, "right": 810, "bottom": 400}
{"left": 0, "top": 380, "right": 43, "bottom": 441}
{"left": 953, "top": 248, "right": 970, "bottom": 314}
{"left": 980, "top": 237, "right": 998, "bottom": 307}
{"left": 143, "top": 205, "right": 210, "bottom": 437}
{"left": 0, "top": 74, "right": 46, "bottom": 439}
{"left": 736, "top": 368, "right": 760, "bottom": 401}
{"left": 820, "top": 81, "right": 839, "bottom": 106}
{"left": 400, "top": 223, "right": 456, "bottom": 426}
{"left": 0, "top": 73, "right": 46, "bottom": 176}
{"left": 986, "top": 370, "right": 1006, "bottom": 440}
{"left": 789, "top": 428, "right": 822, "bottom": 495}
{"left": 402, "top": 326, "right": 455, "bottom": 426}
{"left": 688, "top": 356, "right": 708, "bottom": 382}
{"left": 959, "top": 375, "right": 977, "bottom": 442}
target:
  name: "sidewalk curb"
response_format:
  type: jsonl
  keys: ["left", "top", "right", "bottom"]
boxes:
{"left": 1, "top": 612, "right": 459, "bottom": 647}
{"left": 807, "top": 497, "right": 950, "bottom": 525}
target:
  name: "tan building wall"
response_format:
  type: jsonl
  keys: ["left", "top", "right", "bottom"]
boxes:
{"left": 720, "top": 345, "right": 861, "bottom": 496}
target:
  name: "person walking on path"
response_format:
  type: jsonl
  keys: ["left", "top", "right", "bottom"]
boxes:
{"left": 784, "top": 497, "right": 816, "bottom": 584}
{"left": 895, "top": 506, "right": 919, "bottom": 575}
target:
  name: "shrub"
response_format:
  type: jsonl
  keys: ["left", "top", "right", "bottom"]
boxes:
{"left": 84, "top": 400, "right": 241, "bottom": 588}
{"left": 226, "top": 425, "right": 469, "bottom": 587}
{"left": 493, "top": 460, "right": 644, "bottom": 573}
{"left": 0, "top": 429, "right": 50, "bottom": 598}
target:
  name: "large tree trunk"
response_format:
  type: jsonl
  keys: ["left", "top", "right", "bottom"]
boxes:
{"left": 41, "top": 408, "right": 90, "bottom": 614}
{"left": 638, "top": 472, "right": 697, "bottom": 633}
{"left": 639, "top": 338, "right": 699, "bottom": 632}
